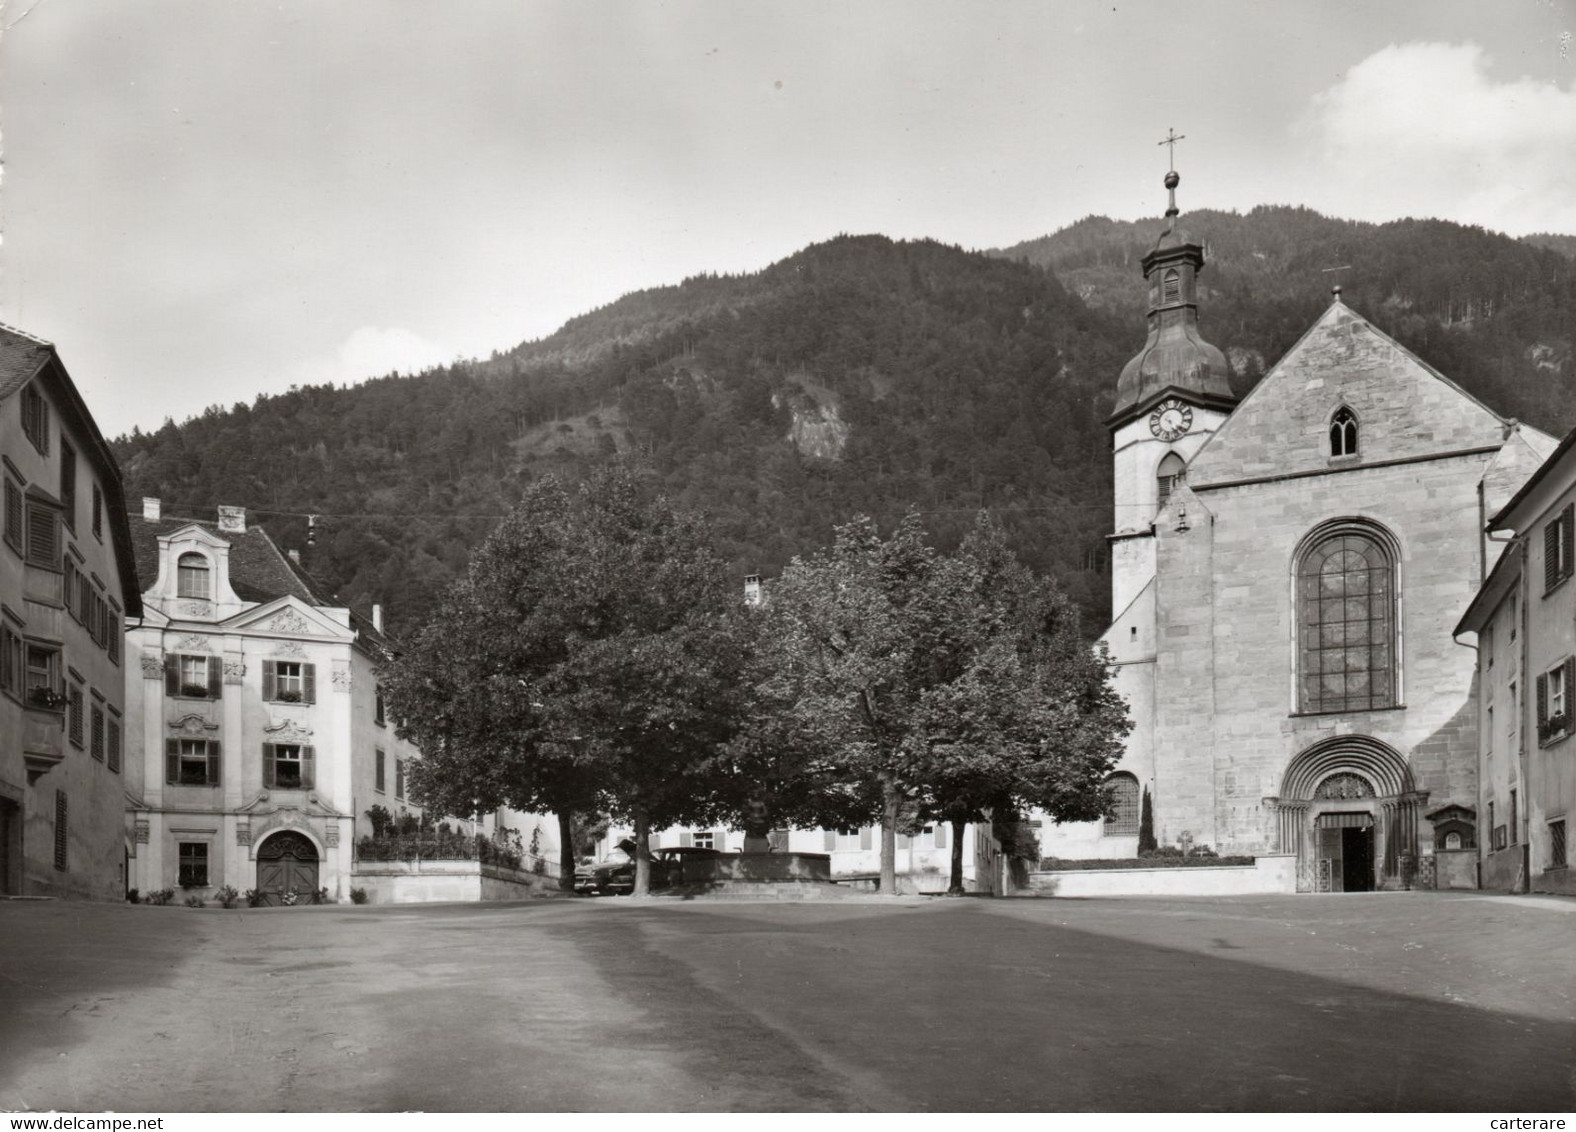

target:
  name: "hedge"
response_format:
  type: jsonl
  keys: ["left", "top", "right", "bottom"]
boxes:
{"left": 1038, "top": 855, "right": 1255, "bottom": 871}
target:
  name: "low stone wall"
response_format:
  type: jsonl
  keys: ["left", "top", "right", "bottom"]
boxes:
{"left": 1432, "top": 849, "right": 1478, "bottom": 890}
{"left": 679, "top": 852, "right": 831, "bottom": 884}
{"left": 351, "top": 859, "right": 561, "bottom": 904}
{"left": 1020, "top": 854, "right": 1296, "bottom": 897}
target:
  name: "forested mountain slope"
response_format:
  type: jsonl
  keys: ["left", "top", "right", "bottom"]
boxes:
{"left": 113, "top": 211, "right": 1576, "bottom": 638}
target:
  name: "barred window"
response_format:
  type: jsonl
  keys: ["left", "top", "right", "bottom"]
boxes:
{"left": 1297, "top": 526, "right": 1398, "bottom": 713}
{"left": 1103, "top": 772, "right": 1141, "bottom": 835}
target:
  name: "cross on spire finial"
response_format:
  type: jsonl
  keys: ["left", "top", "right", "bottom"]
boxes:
{"left": 1158, "top": 127, "right": 1186, "bottom": 172}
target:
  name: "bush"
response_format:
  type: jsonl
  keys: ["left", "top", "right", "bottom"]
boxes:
{"left": 145, "top": 888, "right": 175, "bottom": 906}
{"left": 1039, "top": 855, "right": 1255, "bottom": 871}
{"left": 355, "top": 830, "right": 523, "bottom": 870}
{"left": 215, "top": 885, "right": 241, "bottom": 909}
{"left": 184, "top": 894, "right": 206, "bottom": 908}
{"left": 244, "top": 888, "right": 266, "bottom": 908}
{"left": 350, "top": 887, "right": 369, "bottom": 905}
{"left": 316, "top": 886, "right": 331, "bottom": 904}
{"left": 127, "top": 889, "right": 140, "bottom": 904}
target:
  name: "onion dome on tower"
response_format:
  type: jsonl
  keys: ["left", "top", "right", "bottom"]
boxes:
{"left": 1109, "top": 167, "right": 1235, "bottom": 427}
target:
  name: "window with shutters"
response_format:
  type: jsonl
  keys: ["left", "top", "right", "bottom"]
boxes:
{"left": 165, "top": 653, "right": 222, "bottom": 699}
{"left": 263, "top": 659, "right": 314, "bottom": 704}
{"left": 25, "top": 498, "right": 60, "bottom": 570}
{"left": 3, "top": 477, "right": 22, "bottom": 555}
{"left": 1537, "top": 658, "right": 1573, "bottom": 746}
{"left": 53, "top": 790, "right": 67, "bottom": 871}
{"left": 1156, "top": 452, "right": 1186, "bottom": 510}
{"left": 1329, "top": 406, "right": 1359, "bottom": 458}
{"left": 692, "top": 831, "right": 714, "bottom": 849}
{"left": 24, "top": 643, "right": 61, "bottom": 706}
{"left": 1510, "top": 788, "right": 1518, "bottom": 844}
{"left": 1296, "top": 522, "right": 1400, "bottom": 713}
{"left": 1551, "top": 820, "right": 1568, "bottom": 869}
{"left": 1544, "top": 504, "right": 1575, "bottom": 594}
{"left": 107, "top": 714, "right": 122, "bottom": 774}
{"left": 68, "top": 682, "right": 85, "bottom": 748}
{"left": 395, "top": 757, "right": 405, "bottom": 799}
{"left": 176, "top": 552, "right": 211, "bottom": 599}
{"left": 167, "top": 739, "right": 221, "bottom": 786}
{"left": 374, "top": 685, "right": 386, "bottom": 726}
{"left": 178, "top": 843, "right": 209, "bottom": 888}
{"left": 107, "top": 601, "right": 120, "bottom": 666}
{"left": 375, "top": 748, "right": 386, "bottom": 793}
{"left": 90, "top": 701, "right": 104, "bottom": 762}
{"left": 264, "top": 743, "right": 313, "bottom": 790}
{"left": 0, "top": 623, "right": 21, "bottom": 700}
{"left": 1103, "top": 772, "right": 1141, "bottom": 835}
{"left": 22, "top": 386, "right": 49, "bottom": 455}
{"left": 59, "top": 440, "right": 76, "bottom": 533}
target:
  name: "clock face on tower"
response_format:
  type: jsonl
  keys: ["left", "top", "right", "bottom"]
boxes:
{"left": 1148, "top": 398, "right": 1193, "bottom": 441}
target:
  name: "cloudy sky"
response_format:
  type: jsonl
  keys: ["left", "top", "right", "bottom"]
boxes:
{"left": 1, "top": 1, "right": 1572, "bottom": 435}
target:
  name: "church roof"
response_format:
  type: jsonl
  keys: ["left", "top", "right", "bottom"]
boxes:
{"left": 1185, "top": 297, "right": 1513, "bottom": 489}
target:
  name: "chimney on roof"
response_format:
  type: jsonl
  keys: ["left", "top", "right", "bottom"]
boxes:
{"left": 287, "top": 549, "right": 301, "bottom": 566}
{"left": 372, "top": 603, "right": 384, "bottom": 633}
{"left": 143, "top": 497, "right": 161, "bottom": 521}
{"left": 217, "top": 505, "right": 246, "bottom": 534}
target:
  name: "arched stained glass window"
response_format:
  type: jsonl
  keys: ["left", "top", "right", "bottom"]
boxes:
{"left": 1156, "top": 452, "right": 1186, "bottom": 510}
{"left": 1103, "top": 772, "right": 1140, "bottom": 835}
{"left": 1330, "top": 407, "right": 1359, "bottom": 457}
{"left": 1297, "top": 527, "right": 1398, "bottom": 713}
{"left": 177, "top": 552, "right": 211, "bottom": 599}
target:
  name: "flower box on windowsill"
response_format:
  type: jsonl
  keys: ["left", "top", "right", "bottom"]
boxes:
{"left": 179, "top": 684, "right": 211, "bottom": 699}
{"left": 274, "top": 691, "right": 302, "bottom": 704}
{"left": 1538, "top": 714, "right": 1569, "bottom": 746}
{"left": 27, "top": 687, "right": 68, "bottom": 712}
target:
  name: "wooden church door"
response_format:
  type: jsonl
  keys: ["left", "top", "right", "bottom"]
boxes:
{"left": 256, "top": 831, "right": 320, "bottom": 904}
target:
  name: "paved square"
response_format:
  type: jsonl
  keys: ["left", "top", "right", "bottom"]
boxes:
{"left": 2, "top": 892, "right": 1573, "bottom": 1111}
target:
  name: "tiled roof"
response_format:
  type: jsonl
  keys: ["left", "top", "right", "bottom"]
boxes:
{"left": 0, "top": 323, "right": 54, "bottom": 399}
{"left": 126, "top": 514, "right": 326, "bottom": 606}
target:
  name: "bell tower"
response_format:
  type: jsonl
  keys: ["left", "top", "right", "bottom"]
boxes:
{"left": 1107, "top": 151, "right": 1237, "bottom": 619}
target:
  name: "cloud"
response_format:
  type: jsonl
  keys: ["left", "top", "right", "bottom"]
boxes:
{"left": 1301, "top": 42, "right": 1576, "bottom": 235}
{"left": 291, "top": 326, "right": 456, "bottom": 387}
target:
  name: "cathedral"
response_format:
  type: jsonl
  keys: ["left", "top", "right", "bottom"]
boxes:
{"left": 1038, "top": 169, "right": 1555, "bottom": 892}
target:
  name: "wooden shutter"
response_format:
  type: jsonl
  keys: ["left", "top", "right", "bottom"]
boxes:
{"left": 823, "top": 829, "right": 836, "bottom": 851}
{"left": 207, "top": 656, "right": 223, "bottom": 698}
{"left": 712, "top": 831, "right": 726, "bottom": 851}
{"left": 208, "top": 742, "right": 221, "bottom": 786}
{"left": 1537, "top": 673, "right": 1548, "bottom": 727}
{"left": 680, "top": 831, "right": 693, "bottom": 848}
{"left": 1564, "top": 506, "right": 1575, "bottom": 584}
{"left": 108, "top": 720, "right": 121, "bottom": 773}
{"left": 649, "top": 833, "right": 661, "bottom": 850}
{"left": 263, "top": 743, "right": 275, "bottom": 788}
{"left": 26, "top": 503, "right": 57, "bottom": 567}
{"left": 63, "top": 560, "right": 78, "bottom": 622}
{"left": 164, "top": 655, "right": 179, "bottom": 696}
{"left": 262, "top": 661, "right": 276, "bottom": 702}
{"left": 166, "top": 738, "right": 180, "bottom": 784}
{"left": 860, "top": 827, "right": 873, "bottom": 850}
{"left": 90, "top": 707, "right": 104, "bottom": 761}
{"left": 1547, "top": 520, "right": 1562, "bottom": 591}
{"left": 302, "top": 663, "right": 316, "bottom": 705}
{"left": 3, "top": 480, "right": 21, "bottom": 549}
{"left": 1565, "top": 658, "right": 1576, "bottom": 719}
{"left": 934, "top": 823, "right": 947, "bottom": 849}
{"left": 302, "top": 745, "right": 315, "bottom": 789}
{"left": 897, "top": 833, "right": 911, "bottom": 849}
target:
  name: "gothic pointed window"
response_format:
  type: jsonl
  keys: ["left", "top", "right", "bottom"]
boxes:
{"left": 1156, "top": 452, "right": 1186, "bottom": 510}
{"left": 1296, "top": 522, "right": 1399, "bottom": 714}
{"left": 1330, "top": 407, "right": 1359, "bottom": 458}
{"left": 1162, "top": 268, "right": 1181, "bottom": 304}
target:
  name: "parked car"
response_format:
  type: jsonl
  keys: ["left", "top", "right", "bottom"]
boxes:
{"left": 588, "top": 843, "right": 723, "bottom": 894}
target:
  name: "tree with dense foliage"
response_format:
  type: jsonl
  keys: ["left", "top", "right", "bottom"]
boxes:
{"left": 1138, "top": 786, "right": 1157, "bottom": 856}
{"left": 759, "top": 512, "right": 1129, "bottom": 894}
{"left": 380, "top": 467, "right": 750, "bottom": 895}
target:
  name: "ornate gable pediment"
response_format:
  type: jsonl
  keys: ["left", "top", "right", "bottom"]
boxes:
{"left": 229, "top": 597, "right": 348, "bottom": 641}
{"left": 263, "top": 718, "right": 314, "bottom": 742}
{"left": 169, "top": 713, "right": 220, "bottom": 735}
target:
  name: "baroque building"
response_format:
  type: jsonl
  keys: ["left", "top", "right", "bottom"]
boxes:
{"left": 0, "top": 325, "right": 142, "bottom": 899}
{"left": 123, "top": 500, "right": 441, "bottom": 903}
{"left": 1038, "top": 172, "right": 1554, "bottom": 892}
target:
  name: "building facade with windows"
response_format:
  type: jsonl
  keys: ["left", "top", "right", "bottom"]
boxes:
{"left": 1454, "top": 430, "right": 1576, "bottom": 895}
{"left": 122, "top": 500, "right": 444, "bottom": 903}
{"left": 0, "top": 324, "right": 142, "bottom": 899}
{"left": 1036, "top": 174, "right": 1554, "bottom": 892}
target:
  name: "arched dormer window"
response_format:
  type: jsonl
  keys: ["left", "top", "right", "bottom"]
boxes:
{"left": 1330, "top": 407, "right": 1359, "bottom": 458}
{"left": 177, "top": 552, "right": 211, "bottom": 599}
{"left": 1103, "top": 772, "right": 1140, "bottom": 835}
{"left": 1156, "top": 452, "right": 1186, "bottom": 510}
{"left": 1162, "top": 268, "right": 1181, "bottom": 304}
{"left": 1295, "top": 521, "right": 1400, "bottom": 714}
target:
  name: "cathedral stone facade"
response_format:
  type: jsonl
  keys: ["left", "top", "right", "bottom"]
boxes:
{"left": 1039, "top": 174, "right": 1555, "bottom": 892}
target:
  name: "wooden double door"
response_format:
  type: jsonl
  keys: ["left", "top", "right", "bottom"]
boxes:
{"left": 256, "top": 831, "right": 320, "bottom": 905}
